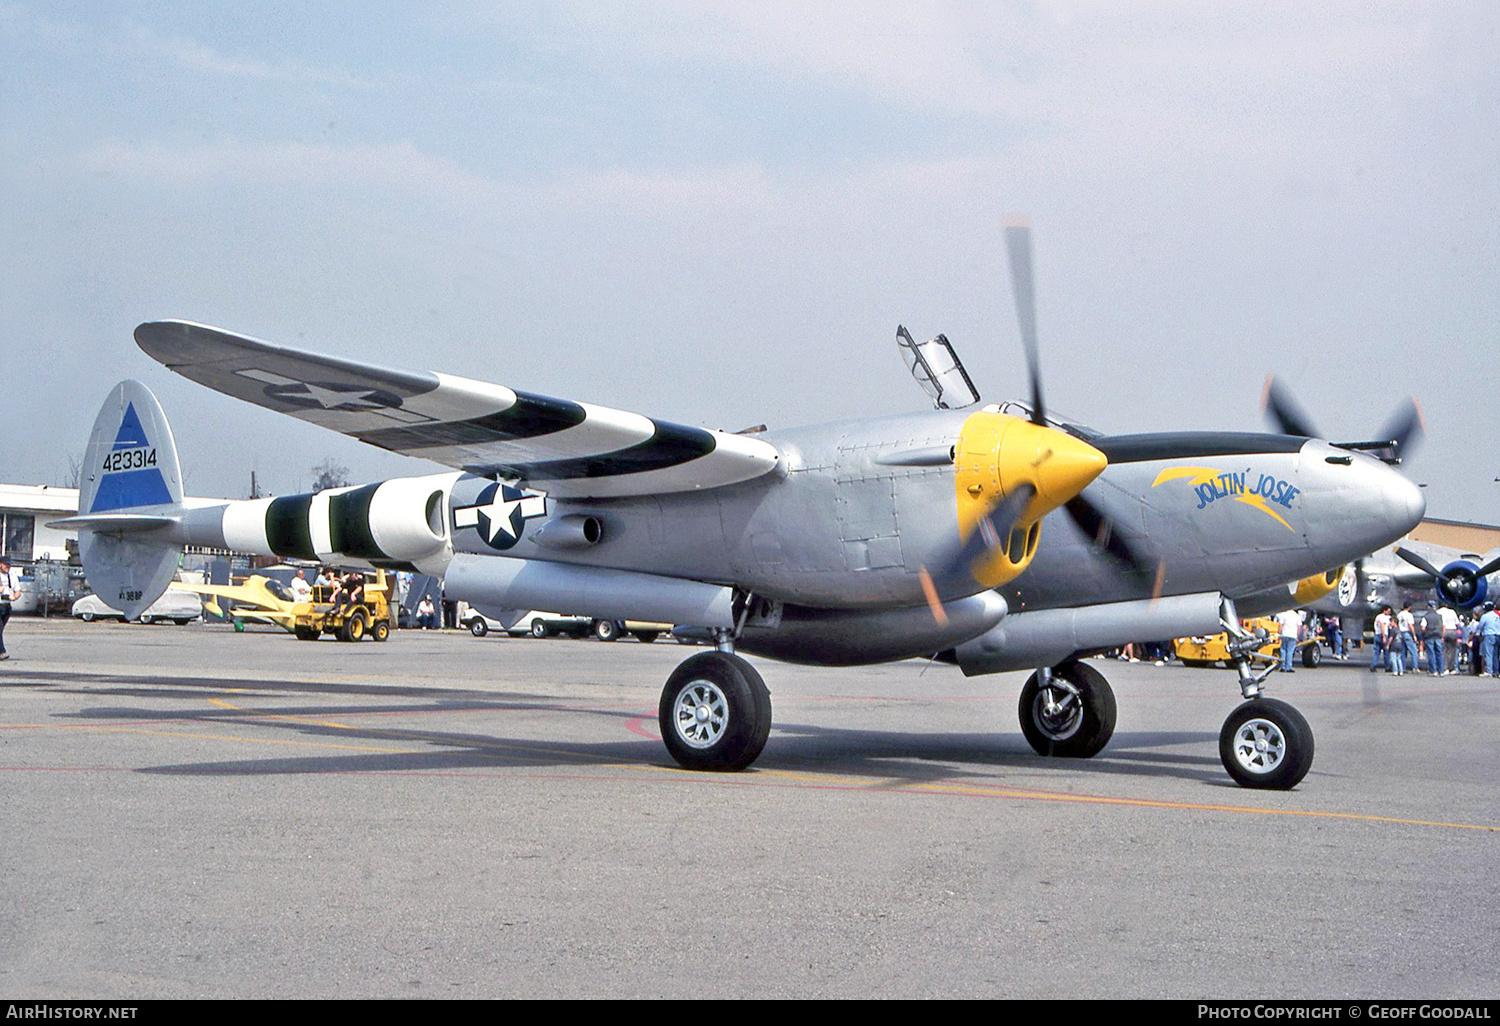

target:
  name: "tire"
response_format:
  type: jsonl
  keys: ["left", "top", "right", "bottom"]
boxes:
{"left": 174, "top": 619, "right": 191, "bottom": 626}
{"left": 659, "top": 652, "right": 773, "bottom": 771}
{"left": 531, "top": 619, "right": 549, "bottom": 639}
{"left": 372, "top": 620, "right": 390, "bottom": 643}
{"left": 1018, "top": 660, "right": 1117, "bottom": 758}
{"left": 80, "top": 612, "right": 95, "bottom": 623}
{"left": 1179, "top": 658, "right": 1216, "bottom": 669}
{"left": 469, "top": 618, "right": 489, "bottom": 638}
{"left": 294, "top": 626, "right": 320, "bottom": 641}
{"left": 1301, "top": 643, "right": 1322, "bottom": 669}
{"left": 139, "top": 615, "right": 155, "bottom": 625}
{"left": 341, "top": 612, "right": 368, "bottom": 643}
{"left": 1219, "top": 698, "right": 1314, "bottom": 789}
{"left": 633, "top": 631, "right": 659, "bottom": 644}
{"left": 593, "top": 619, "right": 619, "bottom": 642}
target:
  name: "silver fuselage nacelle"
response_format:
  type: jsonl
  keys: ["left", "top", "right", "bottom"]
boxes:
{"left": 154, "top": 409, "right": 1424, "bottom": 666}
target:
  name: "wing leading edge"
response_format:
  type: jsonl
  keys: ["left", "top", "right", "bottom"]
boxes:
{"left": 134, "top": 320, "right": 780, "bottom": 498}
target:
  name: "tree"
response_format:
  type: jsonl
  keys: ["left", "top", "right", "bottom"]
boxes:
{"left": 310, "top": 458, "right": 350, "bottom": 493}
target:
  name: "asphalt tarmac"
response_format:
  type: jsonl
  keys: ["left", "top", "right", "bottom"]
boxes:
{"left": 1, "top": 618, "right": 1496, "bottom": 999}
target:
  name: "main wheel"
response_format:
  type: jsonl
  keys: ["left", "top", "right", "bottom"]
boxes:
{"left": 1219, "top": 698, "right": 1314, "bottom": 789}
{"left": 140, "top": 615, "right": 155, "bottom": 625}
{"left": 530, "top": 619, "right": 549, "bottom": 638}
{"left": 372, "top": 620, "right": 390, "bottom": 642}
{"left": 1301, "top": 643, "right": 1322, "bottom": 669}
{"left": 1018, "top": 660, "right": 1117, "bottom": 758}
{"left": 80, "top": 611, "right": 95, "bottom": 623}
{"left": 659, "top": 652, "right": 773, "bottom": 771}
{"left": 633, "top": 631, "right": 659, "bottom": 644}
{"left": 593, "top": 619, "right": 619, "bottom": 642}
{"left": 294, "top": 626, "right": 319, "bottom": 641}
{"left": 469, "top": 618, "right": 488, "bottom": 637}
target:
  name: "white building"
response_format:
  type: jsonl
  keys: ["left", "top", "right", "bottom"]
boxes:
{"left": 0, "top": 483, "right": 79, "bottom": 562}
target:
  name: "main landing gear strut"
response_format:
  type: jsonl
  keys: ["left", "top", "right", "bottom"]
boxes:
{"left": 657, "top": 605, "right": 772, "bottom": 772}
{"left": 1015, "top": 599, "right": 1315, "bottom": 789}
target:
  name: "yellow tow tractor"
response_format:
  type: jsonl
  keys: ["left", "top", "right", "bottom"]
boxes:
{"left": 1175, "top": 615, "right": 1326, "bottom": 669}
{"left": 291, "top": 571, "right": 394, "bottom": 642}
{"left": 1175, "top": 616, "right": 1280, "bottom": 668}
{"left": 183, "top": 569, "right": 394, "bottom": 642}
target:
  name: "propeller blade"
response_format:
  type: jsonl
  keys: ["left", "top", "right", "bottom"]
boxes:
{"left": 1261, "top": 375, "right": 1321, "bottom": 438}
{"left": 1371, "top": 398, "right": 1425, "bottom": 463}
{"left": 922, "top": 483, "right": 1037, "bottom": 600}
{"left": 1063, "top": 493, "right": 1152, "bottom": 575}
{"left": 1474, "top": 555, "right": 1500, "bottom": 579}
{"left": 1004, "top": 217, "right": 1045, "bottom": 426}
{"left": 1394, "top": 546, "right": 1444, "bottom": 580}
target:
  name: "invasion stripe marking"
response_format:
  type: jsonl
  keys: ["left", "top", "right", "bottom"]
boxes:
{"left": 472, "top": 421, "right": 717, "bottom": 480}
{"left": 265, "top": 493, "right": 317, "bottom": 560}
{"left": 353, "top": 391, "right": 587, "bottom": 452}
{"left": 327, "top": 483, "right": 386, "bottom": 560}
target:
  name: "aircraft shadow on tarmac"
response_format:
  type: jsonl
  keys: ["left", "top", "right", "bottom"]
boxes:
{"left": 11, "top": 668, "right": 1229, "bottom": 787}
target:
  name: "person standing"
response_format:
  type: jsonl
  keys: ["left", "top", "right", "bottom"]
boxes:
{"left": 1419, "top": 600, "right": 1445, "bottom": 677}
{"left": 1277, "top": 607, "right": 1302, "bottom": 673}
{"left": 1480, "top": 604, "right": 1500, "bottom": 678}
{"left": 1371, "top": 606, "right": 1393, "bottom": 673}
{"left": 1440, "top": 604, "right": 1460, "bottom": 675}
{"left": 1395, "top": 602, "right": 1418, "bottom": 676}
{"left": 0, "top": 558, "right": 20, "bottom": 661}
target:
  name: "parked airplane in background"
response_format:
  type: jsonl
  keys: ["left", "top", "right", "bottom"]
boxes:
{"left": 1310, "top": 540, "right": 1500, "bottom": 624}
{"left": 54, "top": 225, "right": 1426, "bottom": 789}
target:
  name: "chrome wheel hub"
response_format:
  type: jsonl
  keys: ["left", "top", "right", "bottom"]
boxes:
{"left": 674, "top": 680, "right": 728, "bottom": 749}
{"left": 1230, "top": 717, "right": 1286, "bottom": 775}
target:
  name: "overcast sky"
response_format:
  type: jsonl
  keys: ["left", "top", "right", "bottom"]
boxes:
{"left": 3, "top": 2, "right": 1496, "bottom": 523}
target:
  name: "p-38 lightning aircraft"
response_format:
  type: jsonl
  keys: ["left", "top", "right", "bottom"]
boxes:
{"left": 58, "top": 226, "right": 1425, "bottom": 789}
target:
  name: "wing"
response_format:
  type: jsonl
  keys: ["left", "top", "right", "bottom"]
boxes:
{"left": 135, "top": 321, "right": 780, "bottom": 499}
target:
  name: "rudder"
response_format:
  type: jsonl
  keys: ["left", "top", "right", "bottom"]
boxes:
{"left": 76, "top": 381, "right": 186, "bottom": 619}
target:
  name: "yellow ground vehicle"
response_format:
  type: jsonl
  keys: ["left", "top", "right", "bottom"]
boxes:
{"left": 186, "top": 570, "right": 394, "bottom": 643}
{"left": 1176, "top": 615, "right": 1324, "bottom": 668}
{"left": 1175, "top": 617, "right": 1279, "bottom": 668}
{"left": 290, "top": 572, "right": 394, "bottom": 642}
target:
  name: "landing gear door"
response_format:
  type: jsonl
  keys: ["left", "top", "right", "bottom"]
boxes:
{"left": 896, "top": 326, "right": 980, "bottom": 410}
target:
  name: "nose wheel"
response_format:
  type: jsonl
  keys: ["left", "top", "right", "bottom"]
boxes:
{"left": 1219, "top": 698, "right": 1314, "bottom": 789}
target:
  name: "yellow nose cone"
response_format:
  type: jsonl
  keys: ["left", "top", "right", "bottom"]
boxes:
{"left": 1023, "top": 424, "right": 1108, "bottom": 510}
{"left": 953, "top": 412, "right": 1110, "bottom": 587}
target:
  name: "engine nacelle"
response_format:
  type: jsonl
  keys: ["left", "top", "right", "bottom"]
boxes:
{"left": 953, "top": 591, "right": 1226, "bottom": 674}
{"left": 219, "top": 472, "right": 458, "bottom": 566}
{"left": 1292, "top": 566, "right": 1345, "bottom": 606}
{"left": 1436, "top": 560, "right": 1490, "bottom": 609}
{"left": 736, "top": 592, "right": 1008, "bottom": 666}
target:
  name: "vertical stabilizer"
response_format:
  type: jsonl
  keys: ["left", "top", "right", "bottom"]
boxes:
{"left": 78, "top": 381, "right": 186, "bottom": 618}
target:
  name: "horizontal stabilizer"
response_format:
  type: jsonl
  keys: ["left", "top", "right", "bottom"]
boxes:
{"left": 48, "top": 513, "right": 180, "bottom": 533}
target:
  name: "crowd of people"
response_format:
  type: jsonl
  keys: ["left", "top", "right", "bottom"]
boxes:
{"left": 1107, "top": 599, "right": 1500, "bottom": 677}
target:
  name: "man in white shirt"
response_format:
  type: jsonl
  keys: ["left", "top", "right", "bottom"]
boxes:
{"left": 289, "top": 569, "right": 312, "bottom": 601}
{"left": 1277, "top": 607, "right": 1302, "bottom": 673}
{"left": 1371, "top": 606, "right": 1393, "bottom": 672}
{"left": 1439, "top": 604, "right": 1460, "bottom": 675}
